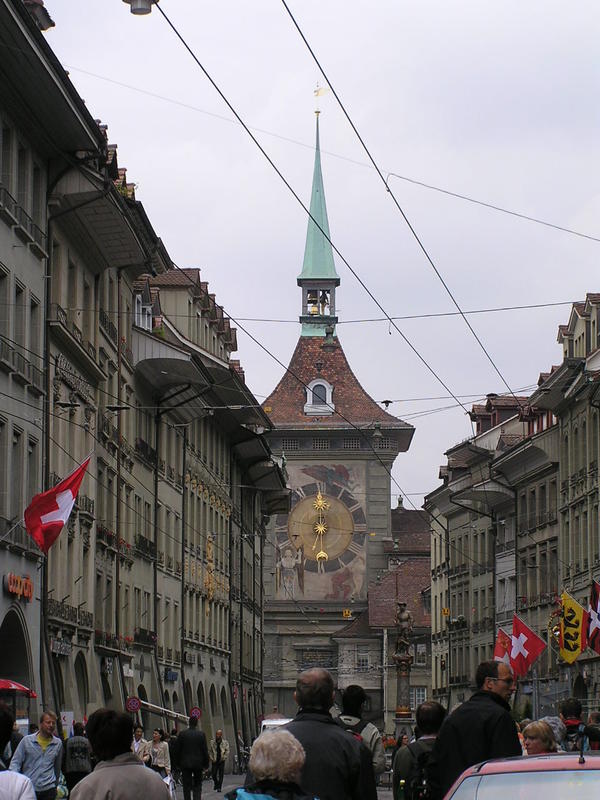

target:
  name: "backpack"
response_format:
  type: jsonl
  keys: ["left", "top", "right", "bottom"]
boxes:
{"left": 336, "top": 717, "right": 369, "bottom": 741}
{"left": 404, "top": 741, "right": 432, "bottom": 800}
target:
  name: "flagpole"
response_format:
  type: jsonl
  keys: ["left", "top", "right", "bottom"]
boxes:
{"left": 0, "top": 518, "right": 24, "bottom": 547}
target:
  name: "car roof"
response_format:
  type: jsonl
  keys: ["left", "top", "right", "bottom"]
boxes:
{"left": 466, "top": 753, "right": 600, "bottom": 775}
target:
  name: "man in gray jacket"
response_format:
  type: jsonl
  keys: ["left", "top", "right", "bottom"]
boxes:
{"left": 337, "top": 685, "right": 386, "bottom": 776}
{"left": 10, "top": 711, "right": 62, "bottom": 800}
{"left": 70, "top": 709, "right": 169, "bottom": 800}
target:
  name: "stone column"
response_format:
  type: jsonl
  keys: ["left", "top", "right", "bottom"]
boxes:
{"left": 392, "top": 601, "right": 414, "bottom": 738}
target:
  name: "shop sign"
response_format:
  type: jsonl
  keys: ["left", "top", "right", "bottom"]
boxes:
{"left": 122, "top": 664, "right": 134, "bottom": 678}
{"left": 3, "top": 573, "right": 33, "bottom": 602}
{"left": 50, "top": 637, "right": 72, "bottom": 657}
{"left": 55, "top": 354, "right": 90, "bottom": 399}
{"left": 184, "top": 651, "right": 195, "bottom": 664}
{"left": 164, "top": 668, "right": 178, "bottom": 683}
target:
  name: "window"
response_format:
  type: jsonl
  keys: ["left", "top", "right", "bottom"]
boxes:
{"left": 414, "top": 643, "right": 427, "bottom": 666}
{"left": 281, "top": 439, "right": 299, "bottom": 451}
{"left": 312, "top": 439, "right": 330, "bottom": 450}
{"left": 410, "top": 687, "right": 427, "bottom": 708}
{"left": 344, "top": 437, "right": 362, "bottom": 450}
{"left": 304, "top": 378, "right": 334, "bottom": 415}
{"left": 1, "top": 126, "right": 12, "bottom": 190}
{"left": 356, "top": 645, "right": 369, "bottom": 672}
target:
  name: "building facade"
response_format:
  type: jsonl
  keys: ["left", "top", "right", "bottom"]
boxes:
{"left": 0, "top": 0, "right": 287, "bottom": 750}
{"left": 262, "top": 116, "right": 414, "bottom": 717}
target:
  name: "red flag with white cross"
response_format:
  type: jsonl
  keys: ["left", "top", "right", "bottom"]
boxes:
{"left": 588, "top": 580, "right": 600, "bottom": 655}
{"left": 24, "top": 457, "right": 90, "bottom": 554}
{"left": 510, "top": 614, "right": 547, "bottom": 677}
{"left": 493, "top": 628, "right": 512, "bottom": 666}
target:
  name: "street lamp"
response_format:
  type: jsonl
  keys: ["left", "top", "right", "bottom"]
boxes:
{"left": 123, "top": 0, "right": 159, "bottom": 15}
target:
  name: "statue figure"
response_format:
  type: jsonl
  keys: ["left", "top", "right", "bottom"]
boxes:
{"left": 394, "top": 601, "right": 413, "bottom": 656}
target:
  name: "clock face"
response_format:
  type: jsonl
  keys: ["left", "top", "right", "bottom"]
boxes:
{"left": 288, "top": 494, "right": 354, "bottom": 561}
{"left": 275, "top": 476, "right": 367, "bottom": 577}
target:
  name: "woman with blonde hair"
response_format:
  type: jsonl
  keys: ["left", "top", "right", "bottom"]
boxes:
{"left": 225, "top": 730, "right": 317, "bottom": 800}
{"left": 522, "top": 720, "right": 558, "bottom": 755}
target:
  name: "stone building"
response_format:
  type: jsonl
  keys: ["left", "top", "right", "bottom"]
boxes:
{"left": 262, "top": 116, "right": 414, "bottom": 717}
{"left": 425, "top": 395, "right": 528, "bottom": 708}
{"left": 0, "top": 0, "right": 288, "bottom": 748}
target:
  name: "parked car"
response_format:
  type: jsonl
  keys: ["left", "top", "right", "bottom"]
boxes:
{"left": 445, "top": 753, "right": 600, "bottom": 799}
{"left": 260, "top": 718, "right": 292, "bottom": 734}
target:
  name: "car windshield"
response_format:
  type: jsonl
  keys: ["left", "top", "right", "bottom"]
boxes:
{"left": 449, "top": 771, "right": 600, "bottom": 800}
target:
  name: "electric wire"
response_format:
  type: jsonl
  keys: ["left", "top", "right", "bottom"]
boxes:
{"left": 153, "top": 4, "right": 473, "bottom": 419}
{"left": 278, "top": 0, "right": 524, "bottom": 407}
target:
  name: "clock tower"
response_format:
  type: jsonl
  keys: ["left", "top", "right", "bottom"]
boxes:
{"left": 262, "top": 114, "right": 415, "bottom": 714}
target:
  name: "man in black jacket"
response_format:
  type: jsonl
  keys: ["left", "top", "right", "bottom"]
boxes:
{"left": 172, "top": 716, "right": 209, "bottom": 800}
{"left": 284, "top": 668, "right": 376, "bottom": 800}
{"left": 427, "top": 660, "right": 521, "bottom": 799}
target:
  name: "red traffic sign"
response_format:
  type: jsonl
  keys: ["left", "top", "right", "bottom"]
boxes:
{"left": 189, "top": 706, "right": 202, "bottom": 719}
{"left": 125, "top": 696, "right": 141, "bottom": 713}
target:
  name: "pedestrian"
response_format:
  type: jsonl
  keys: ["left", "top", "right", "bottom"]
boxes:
{"left": 168, "top": 728, "right": 180, "bottom": 784}
{"left": 171, "top": 715, "right": 209, "bottom": 800}
{"left": 426, "top": 661, "right": 521, "bottom": 799}
{"left": 0, "top": 702, "right": 35, "bottom": 798}
{"left": 8, "top": 721, "right": 24, "bottom": 765}
{"left": 144, "top": 728, "right": 171, "bottom": 778}
{"left": 588, "top": 711, "right": 600, "bottom": 750}
{"left": 522, "top": 721, "right": 557, "bottom": 755}
{"left": 226, "top": 730, "right": 316, "bottom": 800}
{"left": 279, "top": 667, "right": 376, "bottom": 800}
{"left": 63, "top": 721, "right": 92, "bottom": 791}
{"left": 69, "top": 708, "right": 169, "bottom": 799}
{"left": 10, "top": 710, "right": 63, "bottom": 800}
{"left": 132, "top": 723, "right": 149, "bottom": 761}
{"left": 337, "top": 684, "right": 386, "bottom": 776}
{"left": 393, "top": 701, "right": 446, "bottom": 800}
{"left": 209, "top": 728, "right": 230, "bottom": 792}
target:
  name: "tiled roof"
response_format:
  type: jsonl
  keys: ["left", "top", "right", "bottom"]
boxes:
{"left": 484, "top": 394, "right": 529, "bottom": 410}
{"left": 146, "top": 268, "right": 201, "bottom": 288}
{"left": 336, "top": 610, "right": 377, "bottom": 639}
{"left": 263, "top": 335, "right": 411, "bottom": 428}
{"left": 390, "top": 507, "right": 431, "bottom": 554}
{"left": 497, "top": 433, "right": 524, "bottom": 451}
{"left": 369, "top": 560, "right": 431, "bottom": 628}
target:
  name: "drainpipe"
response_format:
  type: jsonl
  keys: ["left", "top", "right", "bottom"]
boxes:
{"left": 114, "top": 271, "right": 127, "bottom": 708}
{"left": 153, "top": 408, "right": 166, "bottom": 727}
{"left": 180, "top": 426, "right": 188, "bottom": 714}
{"left": 239, "top": 489, "right": 247, "bottom": 746}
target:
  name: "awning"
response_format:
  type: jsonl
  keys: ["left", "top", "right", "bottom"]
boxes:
{"left": 0, "top": 680, "right": 37, "bottom": 698}
{"left": 452, "top": 479, "right": 514, "bottom": 509}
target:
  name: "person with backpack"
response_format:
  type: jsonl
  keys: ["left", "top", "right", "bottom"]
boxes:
{"left": 337, "top": 685, "right": 386, "bottom": 776}
{"left": 393, "top": 701, "right": 446, "bottom": 800}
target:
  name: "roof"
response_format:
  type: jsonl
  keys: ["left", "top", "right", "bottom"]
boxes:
{"left": 458, "top": 753, "right": 600, "bottom": 778}
{"left": 263, "top": 334, "right": 413, "bottom": 431}
{"left": 146, "top": 268, "right": 202, "bottom": 289}
{"left": 335, "top": 610, "right": 377, "bottom": 639}
{"left": 496, "top": 433, "right": 525, "bottom": 451}
{"left": 389, "top": 506, "right": 431, "bottom": 554}
{"left": 368, "top": 560, "right": 431, "bottom": 628}
{"left": 298, "top": 114, "right": 338, "bottom": 284}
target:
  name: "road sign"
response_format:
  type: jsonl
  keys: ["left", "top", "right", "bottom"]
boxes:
{"left": 189, "top": 706, "right": 202, "bottom": 719}
{"left": 125, "top": 696, "right": 141, "bottom": 713}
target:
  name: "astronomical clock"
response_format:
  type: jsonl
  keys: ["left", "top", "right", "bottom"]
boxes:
{"left": 273, "top": 465, "right": 367, "bottom": 602}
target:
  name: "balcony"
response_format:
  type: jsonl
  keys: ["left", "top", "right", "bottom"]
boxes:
{"left": 77, "top": 494, "right": 95, "bottom": 518}
{"left": 47, "top": 598, "right": 78, "bottom": 625}
{"left": 0, "top": 517, "right": 38, "bottom": 557}
{"left": 78, "top": 609, "right": 94, "bottom": 629}
{"left": 135, "top": 627, "right": 156, "bottom": 647}
{"left": 135, "top": 437, "right": 157, "bottom": 466}
{"left": 134, "top": 533, "right": 156, "bottom": 561}
{"left": 95, "top": 630, "right": 119, "bottom": 650}
{"left": 0, "top": 183, "right": 18, "bottom": 225}
{"left": 0, "top": 336, "right": 45, "bottom": 396}
{"left": 99, "top": 308, "right": 118, "bottom": 348}
{"left": 96, "top": 525, "right": 115, "bottom": 549}
{"left": 49, "top": 305, "right": 104, "bottom": 382}
{"left": 0, "top": 183, "right": 47, "bottom": 259}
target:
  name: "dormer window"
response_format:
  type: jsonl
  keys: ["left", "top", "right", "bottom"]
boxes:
{"left": 304, "top": 378, "right": 334, "bottom": 416}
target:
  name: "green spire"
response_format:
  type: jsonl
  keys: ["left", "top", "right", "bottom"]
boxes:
{"left": 298, "top": 113, "right": 338, "bottom": 282}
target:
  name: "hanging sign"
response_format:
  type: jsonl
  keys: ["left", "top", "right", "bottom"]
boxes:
{"left": 125, "top": 696, "right": 141, "bottom": 713}
{"left": 189, "top": 706, "right": 202, "bottom": 719}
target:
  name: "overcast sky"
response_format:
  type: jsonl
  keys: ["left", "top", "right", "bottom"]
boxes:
{"left": 47, "top": 1, "right": 599, "bottom": 508}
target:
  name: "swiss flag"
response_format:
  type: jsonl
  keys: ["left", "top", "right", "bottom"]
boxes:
{"left": 588, "top": 580, "right": 600, "bottom": 654}
{"left": 24, "top": 458, "right": 90, "bottom": 554}
{"left": 510, "top": 614, "right": 547, "bottom": 677}
{"left": 493, "top": 628, "right": 512, "bottom": 666}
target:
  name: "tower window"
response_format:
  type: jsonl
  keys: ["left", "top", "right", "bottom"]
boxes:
{"left": 304, "top": 378, "right": 334, "bottom": 416}
{"left": 312, "top": 383, "right": 327, "bottom": 405}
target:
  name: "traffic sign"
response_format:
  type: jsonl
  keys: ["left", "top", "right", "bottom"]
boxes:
{"left": 125, "top": 696, "right": 141, "bottom": 713}
{"left": 189, "top": 706, "right": 202, "bottom": 719}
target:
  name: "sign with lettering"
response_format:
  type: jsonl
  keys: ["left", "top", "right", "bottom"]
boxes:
{"left": 50, "top": 637, "right": 72, "bottom": 656}
{"left": 55, "top": 354, "right": 90, "bottom": 399}
{"left": 3, "top": 574, "right": 33, "bottom": 602}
